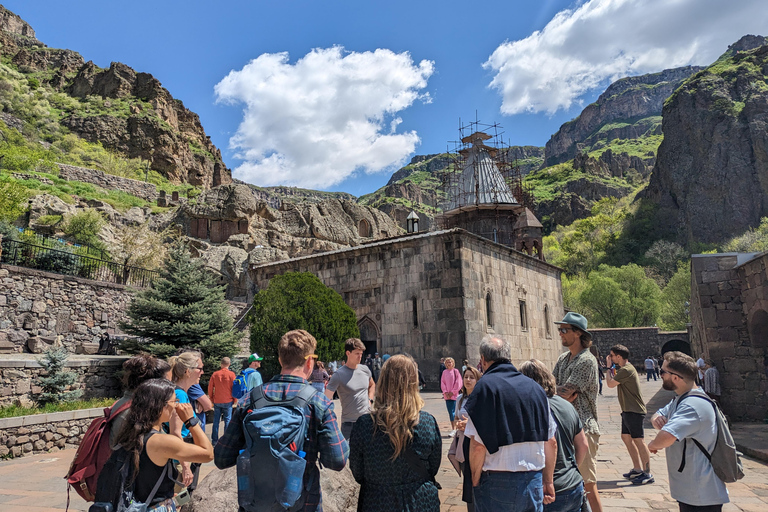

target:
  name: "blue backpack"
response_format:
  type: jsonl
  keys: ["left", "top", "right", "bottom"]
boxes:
{"left": 232, "top": 368, "right": 256, "bottom": 401}
{"left": 236, "top": 385, "right": 319, "bottom": 512}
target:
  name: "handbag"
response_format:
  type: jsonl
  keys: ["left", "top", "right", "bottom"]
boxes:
{"left": 447, "top": 430, "right": 466, "bottom": 476}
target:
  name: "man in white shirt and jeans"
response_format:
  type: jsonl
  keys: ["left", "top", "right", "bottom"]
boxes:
{"left": 325, "top": 338, "right": 375, "bottom": 439}
{"left": 464, "top": 335, "right": 557, "bottom": 512}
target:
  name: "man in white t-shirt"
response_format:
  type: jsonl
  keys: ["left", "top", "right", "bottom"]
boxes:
{"left": 325, "top": 338, "right": 375, "bottom": 439}
{"left": 648, "top": 351, "right": 729, "bottom": 512}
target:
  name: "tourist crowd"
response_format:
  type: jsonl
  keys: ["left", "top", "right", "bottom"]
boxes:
{"left": 87, "top": 314, "right": 734, "bottom": 512}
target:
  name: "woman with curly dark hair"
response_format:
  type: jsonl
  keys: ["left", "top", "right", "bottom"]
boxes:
{"left": 109, "top": 354, "right": 172, "bottom": 449}
{"left": 96, "top": 378, "right": 213, "bottom": 509}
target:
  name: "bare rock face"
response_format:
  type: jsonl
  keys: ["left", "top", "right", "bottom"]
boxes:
{"left": 644, "top": 37, "right": 768, "bottom": 245}
{"left": 544, "top": 66, "right": 703, "bottom": 167}
{"left": 187, "top": 465, "right": 358, "bottom": 512}
{"left": 0, "top": 5, "right": 36, "bottom": 38}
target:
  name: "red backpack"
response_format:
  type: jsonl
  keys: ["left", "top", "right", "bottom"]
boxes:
{"left": 65, "top": 399, "right": 132, "bottom": 503}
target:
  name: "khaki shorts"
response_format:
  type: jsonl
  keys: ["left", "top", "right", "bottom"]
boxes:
{"left": 579, "top": 431, "right": 600, "bottom": 484}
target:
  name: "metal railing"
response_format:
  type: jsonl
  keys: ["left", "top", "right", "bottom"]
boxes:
{"left": 0, "top": 239, "right": 158, "bottom": 288}
{"left": 14, "top": 228, "right": 109, "bottom": 259}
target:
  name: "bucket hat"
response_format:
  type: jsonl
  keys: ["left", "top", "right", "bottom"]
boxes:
{"left": 554, "top": 312, "right": 591, "bottom": 337}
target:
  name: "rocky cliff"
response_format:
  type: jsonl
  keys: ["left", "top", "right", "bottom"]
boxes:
{"left": 544, "top": 66, "right": 702, "bottom": 167}
{"left": 0, "top": 5, "right": 231, "bottom": 189}
{"left": 644, "top": 36, "right": 768, "bottom": 245}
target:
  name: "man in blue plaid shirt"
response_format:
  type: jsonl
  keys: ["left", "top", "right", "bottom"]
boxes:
{"left": 214, "top": 329, "right": 349, "bottom": 511}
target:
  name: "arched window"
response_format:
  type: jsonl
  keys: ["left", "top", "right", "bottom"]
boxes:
{"left": 544, "top": 305, "right": 551, "bottom": 338}
{"left": 486, "top": 293, "right": 493, "bottom": 328}
{"left": 412, "top": 297, "right": 419, "bottom": 328}
{"left": 358, "top": 219, "right": 371, "bottom": 237}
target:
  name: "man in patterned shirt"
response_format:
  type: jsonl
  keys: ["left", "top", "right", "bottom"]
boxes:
{"left": 214, "top": 329, "right": 349, "bottom": 511}
{"left": 553, "top": 312, "right": 603, "bottom": 512}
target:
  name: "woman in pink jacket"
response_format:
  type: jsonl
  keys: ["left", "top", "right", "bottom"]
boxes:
{"left": 441, "top": 357, "right": 463, "bottom": 436}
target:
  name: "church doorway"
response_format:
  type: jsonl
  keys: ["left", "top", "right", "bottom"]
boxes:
{"left": 358, "top": 317, "right": 379, "bottom": 356}
{"left": 748, "top": 309, "right": 768, "bottom": 350}
{"left": 661, "top": 339, "right": 691, "bottom": 356}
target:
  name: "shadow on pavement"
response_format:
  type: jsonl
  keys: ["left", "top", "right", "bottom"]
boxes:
{"left": 643, "top": 386, "right": 676, "bottom": 429}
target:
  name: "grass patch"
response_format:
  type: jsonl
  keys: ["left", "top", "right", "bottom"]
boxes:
{"left": 0, "top": 397, "right": 116, "bottom": 419}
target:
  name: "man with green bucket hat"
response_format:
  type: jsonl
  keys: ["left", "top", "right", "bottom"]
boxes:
{"left": 553, "top": 312, "right": 603, "bottom": 512}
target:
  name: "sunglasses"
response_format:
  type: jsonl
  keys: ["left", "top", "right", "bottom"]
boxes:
{"left": 659, "top": 369, "right": 683, "bottom": 379}
{"left": 305, "top": 354, "right": 319, "bottom": 360}
{"left": 557, "top": 327, "right": 573, "bottom": 334}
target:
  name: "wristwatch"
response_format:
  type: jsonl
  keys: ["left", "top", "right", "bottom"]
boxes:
{"left": 183, "top": 416, "right": 200, "bottom": 429}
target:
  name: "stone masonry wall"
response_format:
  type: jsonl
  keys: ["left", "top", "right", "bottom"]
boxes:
{"left": 0, "top": 265, "right": 134, "bottom": 353}
{"left": 0, "top": 356, "right": 126, "bottom": 407}
{"left": 0, "top": 408, "right": 105, "bottom": 458}
{"left": 251, "top": 229, "right": 564, "bottom": 385}
{"left": 690, "top": 253, "right": 768, "bottom": 421}
{"left": 58, "top": 163, "right": 159, "bottom": 201}
{"left": 590, "top": 327, "right": 689, "bottom": 370}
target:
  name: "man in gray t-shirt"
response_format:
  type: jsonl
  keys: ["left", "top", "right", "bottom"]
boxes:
{"left": 325, "top": 338, "right": 375, "bottom": 439}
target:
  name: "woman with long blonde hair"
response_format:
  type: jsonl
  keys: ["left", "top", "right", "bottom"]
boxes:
{"left": 349, "top": 354, "right": 441, "bottom": 512}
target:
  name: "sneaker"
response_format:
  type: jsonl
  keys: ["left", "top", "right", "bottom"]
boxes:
{"left": 623, "top": 468, "right": 643, "bottom": 479}
{"left": 631, "top": 472, "right": 655, "bottom": 485}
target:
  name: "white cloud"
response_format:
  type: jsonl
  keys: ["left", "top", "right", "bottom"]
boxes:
{"left": 215, "top": 47, "right": 434, "bottom": 189}
{"left": 485, "top": 0, "right": 768, "bottom": 115}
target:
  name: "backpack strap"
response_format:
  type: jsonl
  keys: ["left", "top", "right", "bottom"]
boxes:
{"left": 675, "top": 393, "right": 716, "bottom": 473}
{"left": 106, "top": 399, "right": 132, "bottom": 422}
{"left": 249, "top": 383, "right": 317, "bottom": 410}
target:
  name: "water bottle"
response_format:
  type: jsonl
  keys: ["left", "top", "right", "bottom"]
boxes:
{"left": 281, "top": 450, "right": 307, "bottom": 508}
{"left": 237, "top": 451, "right": 251, "bottom": 504}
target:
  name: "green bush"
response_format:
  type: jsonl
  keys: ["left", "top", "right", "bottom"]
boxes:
{"left": 62, "top": 208, "right": 105, "bottom": 246}
{"left": 249, "top": 272, "right": 360, "bottom": 378}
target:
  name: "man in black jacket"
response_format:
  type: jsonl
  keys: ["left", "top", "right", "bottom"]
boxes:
{"left": 464, "top": 335, "right": 558, "bottom": 512}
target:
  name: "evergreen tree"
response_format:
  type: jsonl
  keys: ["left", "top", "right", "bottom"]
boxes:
{"left": 36, "top": 347, "right": 82, "bottom": 405}
{"left": 250, "top": 272, "right": 359, "bottom": 378}
{"left": 119, "top": 242, "right": 240, "bottom": 374}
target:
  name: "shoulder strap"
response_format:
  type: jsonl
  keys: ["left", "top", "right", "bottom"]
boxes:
{"left": 676, "top": 393, "right": 717, "bottom": 473}
{"left": 106, "top": 399, "right": 132, "bottom": 422}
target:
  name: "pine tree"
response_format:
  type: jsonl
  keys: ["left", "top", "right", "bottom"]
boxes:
{"left": 250, "top": 272, "right": 359, "bottom": 378}
{"left": 37, "top": 347, "right": 82, "bottom": 405}
{"left": 119, "top": 242, "right": 240, "bottom": 373}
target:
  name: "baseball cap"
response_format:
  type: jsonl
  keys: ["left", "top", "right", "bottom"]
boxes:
{"left": 248, "top": 353, "right": 264, "bottom": 362}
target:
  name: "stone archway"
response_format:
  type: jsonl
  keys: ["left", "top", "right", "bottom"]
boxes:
{"left": 748, "top": 309, "right": 768, "bottom": 350}
{"left": 661, "top": 339, "right": 691, "bottom": 356}
{"left": 358, "top": 316, "right": 379, "bottom": 356}
{"left": 358, "top": 219, "right": 371, "bottom": 238}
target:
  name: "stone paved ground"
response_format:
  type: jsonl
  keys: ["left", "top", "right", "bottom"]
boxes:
{"left": 1, "top": 378, "right": 767, "bottom": 511}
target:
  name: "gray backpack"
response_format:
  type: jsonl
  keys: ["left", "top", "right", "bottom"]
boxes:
{"left": 676, "top": 393, "right": 744, "bottom": 483}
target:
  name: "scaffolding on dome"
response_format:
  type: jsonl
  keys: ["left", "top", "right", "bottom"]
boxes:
{"left": 435, "top": 119, "right": 537, "bottom": 249}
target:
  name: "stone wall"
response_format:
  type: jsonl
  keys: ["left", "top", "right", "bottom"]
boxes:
{"left": 0, "top": 356, "right": 126, "bottom": 407}
{"left": 251, "top": 228, "right": 564, "bottom": 385}
{"left": 0, "top": 265, "right": 252, "bottom": 355}
{"left": 0, "top": 407, "right": 104, "bottom": 458}
{"left": 590, "top": 327, "right": 690, "bottom": 370}
{"left": 0, "top": 265, "right": 134, "bottom": 353}
{"left": 689, "top": 253, "right": 768, "bottom": 421}
{"left": 58, "top": 163, "right": 159, "bottom": 201}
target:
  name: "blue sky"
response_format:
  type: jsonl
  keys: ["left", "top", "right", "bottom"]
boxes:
{"left": 6, "top": 0, "right": 767, "bottom": 196}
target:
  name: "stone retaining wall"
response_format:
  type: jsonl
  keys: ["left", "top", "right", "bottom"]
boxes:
{"left": 0, "top": 265, "right": 134, "bottom": 353}
{"left": 590, "top": 327, "right": 690, "bottom": 370}
{"left": 57, "top": 163, "right": 159, "bottom": 201}
{"left": 0, "top": 407, "right": 103, "bottom": 458}
{"left": 0, "top": 356, "right": 127, "bottom": 407}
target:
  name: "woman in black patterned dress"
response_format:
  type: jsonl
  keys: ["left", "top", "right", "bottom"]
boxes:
{"left": 349, "top": 354, "right": 442, "bottom": 512}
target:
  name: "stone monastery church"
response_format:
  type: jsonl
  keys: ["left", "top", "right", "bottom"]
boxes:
{"left": 249, "top": 131, "right": 565, "bottom": 383}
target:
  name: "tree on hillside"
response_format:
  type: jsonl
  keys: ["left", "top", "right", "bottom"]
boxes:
{"left": 644, "top": 240, "right": 688, "bottom": 285}
{"left": 578, "top": 263, "right": 661, "bottom": 328}
{"left": 723, "top": 217, "right": 768, "bottom": 253}
{"left": 0, "top": 178, "right": 28, "bottom": 223}
{"left": 249, "top": 272, "right": 359, "bottom": 378}
{"left": 119, "top": 242, "right": 240, "bottom": 374}
{"left": 659, "top": 263, "right": 691, "bottom": 331}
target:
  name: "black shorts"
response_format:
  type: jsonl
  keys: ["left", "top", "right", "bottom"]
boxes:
{"left": 621, "top": 412, "right": 645, "bottom": 438}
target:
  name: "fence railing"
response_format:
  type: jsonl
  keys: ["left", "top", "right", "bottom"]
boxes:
{"left": 14, "top": 227, "right": 109, "bottom": 260}
{"left": 0, "top": 239, "right": 158, "bottom": 288}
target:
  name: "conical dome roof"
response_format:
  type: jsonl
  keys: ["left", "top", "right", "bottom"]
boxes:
{"left": 446, "top": 136, "right": 516, "bottom": 211}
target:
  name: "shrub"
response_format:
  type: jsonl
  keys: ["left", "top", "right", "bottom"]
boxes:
{"left": 62, "top": 208, "right": 105, "bottom": 246}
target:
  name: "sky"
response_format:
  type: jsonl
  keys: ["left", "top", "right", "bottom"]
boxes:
{"left": 6, "top": 0, "right": 767, "bottom": 196}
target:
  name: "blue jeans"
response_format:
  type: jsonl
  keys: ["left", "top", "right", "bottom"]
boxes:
{"left": 473, "top": 471, "right": 543, "bottom": 512}
{"left": 544, "top": 482, "right": 587, "bottom": 512}
{"left": 446, "top": 399, "right": 457, "bottom": 422}
{"left": 212, "top": 402, "right": 233, "bottom": 444}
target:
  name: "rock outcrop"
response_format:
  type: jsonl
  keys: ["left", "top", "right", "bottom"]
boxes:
{"left": 644, "top": 36, "right": 768, "bottom": 245}
{"left": 0, "top": 5, "right": 231, "bottom": 190}
{"left": 544, "top": 66, "right": 702, "bottom": 167}
{"left": 187, "top": 465, "right": 359, "bottom": 512}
